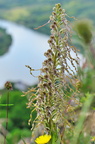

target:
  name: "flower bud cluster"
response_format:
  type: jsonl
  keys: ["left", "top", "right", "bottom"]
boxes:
{"left": 27, "top": 4, "right": 80, "bottom": 138}
{"left": 34, "top": 3, "right": 79, "bottom": 131}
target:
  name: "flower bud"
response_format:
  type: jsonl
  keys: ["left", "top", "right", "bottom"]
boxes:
{"left": 5, "top": 81, "right": 12, "bottom": 90}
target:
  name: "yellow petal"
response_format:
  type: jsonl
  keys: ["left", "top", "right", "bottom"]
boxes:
{"left": 35, "top": 134, "right": 51, "bottom": 144}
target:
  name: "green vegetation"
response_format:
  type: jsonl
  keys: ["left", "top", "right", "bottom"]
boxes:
{"left": 72, "top": 19, "right": 94, "bottom": 54}
{"left": 0, "top": 90, "right": 32, "bottom": 129}
{"left": 0, "top": 89, "right": 35, "bottom": 143}
{"left": 0, "top": 1, "right": 95, "bottom": 144}
{"left": 0, "top": 0, "right": 94, "bottom": 53}
{"left": 0, "top": 0, "right": 94, "bottom": 35}
{"left": 24, "top": 4, "right": 95, "bottom": 144}
{"left": 0, "top": 27, "right": 12, "bottom": 56}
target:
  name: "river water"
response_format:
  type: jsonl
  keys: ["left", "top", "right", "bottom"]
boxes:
{"left": 0, "top": 20, "right": 50, "bottom": 89}
{"left": 0, "top": 20, "right": 83, "bottom": 89}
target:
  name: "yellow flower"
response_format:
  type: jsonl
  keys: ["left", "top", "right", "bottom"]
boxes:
{"left": 91, "top": 136, "right": 95, "bottom": 142}
{"left": 35, "top": 134, "right": 51, "bottom": 144}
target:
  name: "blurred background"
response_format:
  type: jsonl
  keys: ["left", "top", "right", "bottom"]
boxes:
{"left": 0, "top": 0, "right": 95, "bottom": 143}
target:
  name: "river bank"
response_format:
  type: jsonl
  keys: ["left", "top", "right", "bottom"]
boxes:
{"left": 0, "top": 27, "right": 12, "bottom": 56}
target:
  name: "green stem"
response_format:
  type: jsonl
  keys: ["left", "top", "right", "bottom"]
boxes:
{"left": 48, "top": 119, "right": 59, "bottom": 144}
{"left": 70, "top": 93, "right": 94, "bottom": 144}
{"left": 4, "top": 91, "right": 10, "bottom": 144}
{"left": 6, "top": 91, "right": 9, "bottom": 130}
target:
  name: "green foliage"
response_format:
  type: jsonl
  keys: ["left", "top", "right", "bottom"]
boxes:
{"left": 0, "top": 1, "right": 95, "bottom": 143}
{"left": 0, "top": 90, "right": 35, "bottom": 130}
{"left": 74, "top": 20, "right": 93, "bottom": 44}
{"left": 80, "top": 69, "right": 95, "bottom": 93}
{"left": 0, "top": 28, "right": 12, "bottom": 56}
{"left": 23, "top": 3, "right": 95, "bottom": 144}
{"left": 72, "top": 19, "right": 95, "bottom": 57}
{"left": 26, "top": 3, "right": 82, "bottom": 144}
{"left": 70, "top": 93, "right": 94, "bottom": 144}
{"left": 0, "top": 0, "right": 95, "bottom": 35}
{"left": 77, "top": 133, "right": 91, "bottom": 144}
{"left": 6, "top": 128, "right": 31, "bottom": 144}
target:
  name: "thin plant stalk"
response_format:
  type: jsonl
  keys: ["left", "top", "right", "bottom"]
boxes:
{"left": 6, "top": 91, "right": 9, "bottom": 131}
{"left": 4, "top": 90, "right": 10, "bottom": 144}
{"left": 4, "top": 81, "right": 12, "bottom": 144}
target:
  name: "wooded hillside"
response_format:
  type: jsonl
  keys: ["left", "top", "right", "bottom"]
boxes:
{"left": 0, "top": 0, "right": 94, "bottom": 35}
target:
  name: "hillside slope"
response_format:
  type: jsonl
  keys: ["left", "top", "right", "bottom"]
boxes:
{"left": 0, "top": 0, "right": 94, "bottom": 35}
